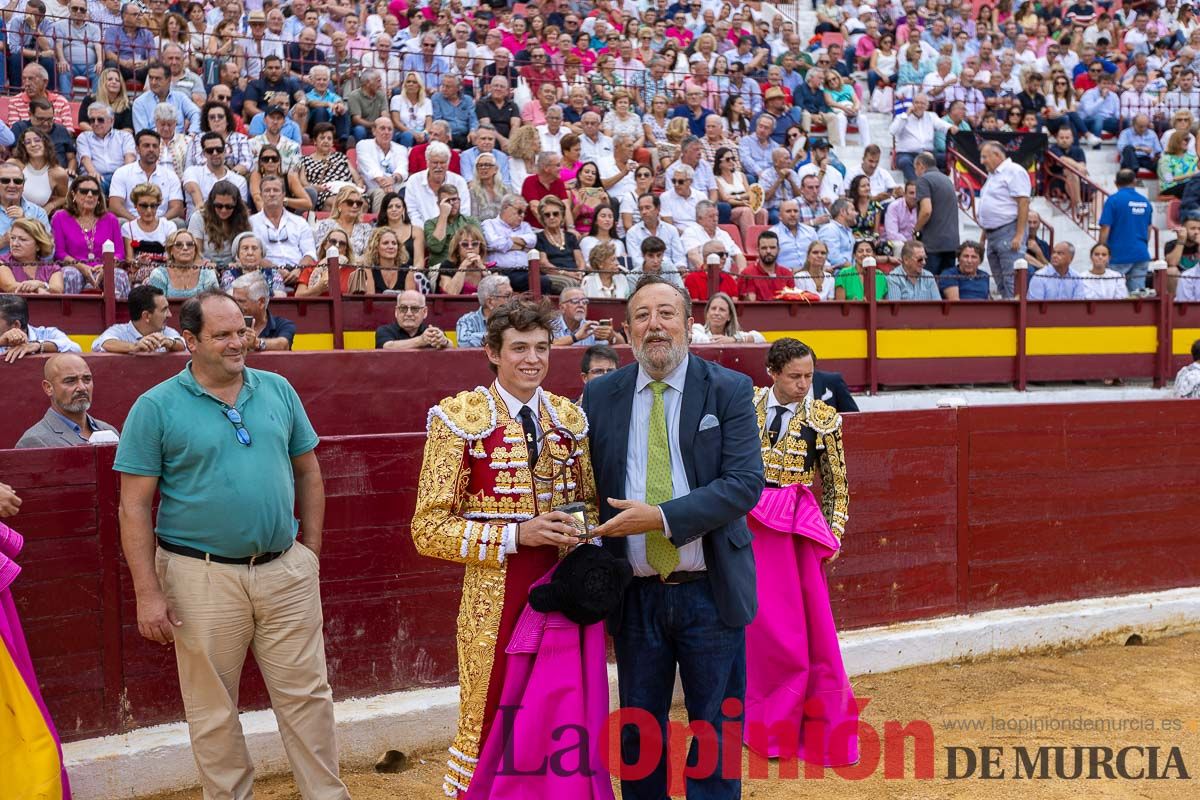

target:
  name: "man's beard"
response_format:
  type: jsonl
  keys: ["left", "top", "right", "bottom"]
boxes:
{"left": 632, "top": 332, "right": 689, "bottom": 375}
{"left": 760, "top": 255, "right": 776, "bottom": 269}
{"left": 61, "top": 397, "right": 91, "bottom": 415}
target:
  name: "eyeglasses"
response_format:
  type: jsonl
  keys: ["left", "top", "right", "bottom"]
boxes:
{"left": 267, "top": 227, "right": 290, "bottom": 243}
{"left": 212, "top": 201, "right": 236, "bottom": 210}
{"left": 396, "top": 304, "right": 425, "bottom": 314}
{"left": 136, "top": 201, "right": 158, "bottom": 209}
{"left": 563, "top": 297, "right": 589, "bottom": 305}
{"left": 88, "top": 116, "right": 108, "bottom": 123}
{"left": 0, "top": 177, "right": 25, "bottom": 185}
{"left": 587, "top": 367, "right": 616, "bottom": 376}
{"left": 461, "top": 240, "right": 481, "bottom": 248}
{"left": 259, "top": 155, "right": 280, "bottom": 163}
{"left": 76, "top": 187, "right": 100, "bottom": 196}
{"left": 672, "top": 178, "right": 690, "bottom": 184}
{"left": 204, "top": 146, "right": 225, "bottom": 154}
{"left": 223, "top": 407, "right": 252, "bottom": 446}
{"left": 173, "top": 240, "right": 196, "bottom": 249}
{"left": 344, "top": 199, "right": 364, "bottom": 208}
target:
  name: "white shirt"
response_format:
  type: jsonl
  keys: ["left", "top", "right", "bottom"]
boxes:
{"left": 796, "top": 162, "right": 845, "bottom": 205}
{"left": 764, "top": 387, "right": 799, "bottom": 442}
{"left": 1, "top": 325, "right": 80, "bottom": 354}
{"left": 977, "top": 157, "right": 1032, "bottom": 230}
{"left": 847, "top": 164, "right": 899, "bottom": 197}
{"left": 491, "top": 380, "right": 539, "bottom": 556}
{"left": 579, "top": 132, "right": 614, "bottom": 162}
{"left": 109, "top": 162, "right": 184, "bottom": 217}
{"left": 249, "top": 209, "right": 317, "bottom": 266}
{"left": 681, "top": 224, "right": 741, "bottom": 259}
{"left": 660, "top": 188, "right": 703, "bottom": 230}
{"left": 889, "top": 110, "right": 953, "bottom": 154}
{"left": 624, "top": 356, "right": 705, "bottom": 577}
{"left": 537, "top": 124, "right": 565, "bottom": 154}
{"left": 1079, "top": 269, "right": 1128, "bottom": 300}
{"left": 91, "top": 321, "right": 183, "bottom": 352}
{"left": 181, "top": 165, "right": 249, "bottom": 215}
{"left": 405, "top": 170, "right": 472, "bottom": 227}
{"left": 355, "top": 139, "right": 410, "bottom": 191}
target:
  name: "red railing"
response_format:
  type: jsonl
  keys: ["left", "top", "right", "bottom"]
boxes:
{"left": 1041, "top": 148, "right": 1162, "bottom": 256}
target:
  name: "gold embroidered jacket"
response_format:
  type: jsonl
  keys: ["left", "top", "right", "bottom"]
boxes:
{"left": 753, "top": 387, "right": 849, "bottom": 540}
{"left": 410, "top": 384, "right": 597, "bottom": 796}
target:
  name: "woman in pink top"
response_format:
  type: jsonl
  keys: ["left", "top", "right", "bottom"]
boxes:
{"left": 52, "top": 176, "right": 129, "bottom": 298}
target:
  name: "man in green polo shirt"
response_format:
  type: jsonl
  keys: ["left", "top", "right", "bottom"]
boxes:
{"left": 115, "top": 291, "right": 349, "bottom": 800}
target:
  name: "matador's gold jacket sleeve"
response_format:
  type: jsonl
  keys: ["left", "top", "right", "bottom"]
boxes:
{"left": 810, "top": 400, "right": 850, "bottom": 541}
{"left": 412, "top": 388, "right": 514, "bottom": 568}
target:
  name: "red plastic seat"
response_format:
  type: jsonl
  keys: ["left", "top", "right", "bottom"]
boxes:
{"left": 743, "top": 225, "right": 770, "bottom": 258}
{"left": 719, "top": 224, "right": 744, "bottom": 252}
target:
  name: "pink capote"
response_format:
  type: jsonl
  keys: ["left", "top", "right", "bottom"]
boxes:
{"left": 743, "top": 484, "right": 859, "bottom": 766}
{"left": 465, "top": 564, "right": 615, "bottom": 800}
{"left": 1, "top": 522, "right": 72, "bottom": 799}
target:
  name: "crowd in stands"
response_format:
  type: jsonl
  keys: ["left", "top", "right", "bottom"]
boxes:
{"left": 3, "top": 0, "right": 1200, "bottom": 359}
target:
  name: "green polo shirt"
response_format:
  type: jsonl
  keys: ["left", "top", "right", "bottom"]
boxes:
{"left": 114, "top": 364, "right": 319, "bottom": 558}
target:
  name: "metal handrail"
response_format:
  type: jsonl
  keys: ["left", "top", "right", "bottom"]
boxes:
{"left": 1041, "top": 149, "right": 1162, "bottom": 256}
{"left": 948, "top": 146, "right": 1056, "bottom": 249}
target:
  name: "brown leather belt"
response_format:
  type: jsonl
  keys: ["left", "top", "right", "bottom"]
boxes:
{"left": 636, "top": 570, "right": 708, "bottom": 586}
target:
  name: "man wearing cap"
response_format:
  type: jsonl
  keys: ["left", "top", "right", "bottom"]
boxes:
{"left": 244, "top": 11, "right": 284, "bottom": 81}
{"left": 758, "top": 85, "right": 804, "bottom": 145}
{"left": 797, "top": 139, "right": 844, "bottom": 205}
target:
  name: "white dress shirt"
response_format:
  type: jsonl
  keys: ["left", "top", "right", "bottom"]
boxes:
{"left": 249, "top": 209, "right": 317, "bottom": 266}
{"left": 110, "top": 162, "right": 184, "bottom": 217}
{"left": 624, "top": 356, "right": 705, "bottom": 577}
{"left": 889, "top": 110, "right": 953, "bottom": 154}
{"left": 355, "top": 139, "right": 410, "bottom": 192}
{"left": 765, "top": 387, "right": 799, "bottom": 447}
{"left": 405, "top": 170, "right": 472, "bottom": 227}
{"left": 492, "top": 380, "right": 543, "bottom": 556}
{"left": 977, "top": 158, "right": 1031, "bottom": 230}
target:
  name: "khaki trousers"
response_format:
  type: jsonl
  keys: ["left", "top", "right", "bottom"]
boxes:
{"left": 156, "top": 544, "right": 349, "bottom": 800}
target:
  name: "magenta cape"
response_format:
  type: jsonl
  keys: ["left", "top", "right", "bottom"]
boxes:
{"left": 465, "top": 564, "right": 614, "bottom": 800}
{"left": 743, "top": 484, "right": 859, "bottom": 766}
{"left": 0, "top": 521, "right": 71, "bottom": 799}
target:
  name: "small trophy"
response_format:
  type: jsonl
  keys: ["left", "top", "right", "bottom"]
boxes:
{"left": 531, "top": 425, "right": 595, "bottom": 541}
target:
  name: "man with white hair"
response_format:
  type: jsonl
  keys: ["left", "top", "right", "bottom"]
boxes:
{"left": 475, "top": 76, "right": 521, "bottom": 148}
{"left": 77, "top": 103, "right": 135, "bottom": 191}
{"left": 683, "top": 200, "right": 747, "bottom": 271}
{"left": 579, "top": 111, "right": 614, "bottom": 162}
{"left": 460, "top": 123, "right": 512, "bottom": 185}
{"left": 482, "top": 195, "right": 552, "bottom": 294}
{"left": 978, "top": 141, "right": 1032, "bottom": 298}
{"left": 889, "top": 93, "right": 953, "bottom": 181}
{"left": 432, "top": 73, "right": 478, "bottom": 150}
{"left": 455, "top": 274, "right": 513, "bottom": 348}
{"left": 537, "top": 104, "right": 567, "bottom": 153}
{"left": 232, "top": 271, "right": 296, "bottom": 351}
{"left": 405, "top": 141, "right": 472, "bottom": 227}
{"left": 361, "top": 33, "right": 403, "bottom": 94}
{"left": 376, "top": 290, "right": 452, "bottom": 350}
{"left": 356, "top": 117, "right": 409, "bottom": 213}
{"left": 403, "top": 32, "right": 448, "bottom": 98}
{"left": 660, "top": 163, "right": 704, "bottom": 231}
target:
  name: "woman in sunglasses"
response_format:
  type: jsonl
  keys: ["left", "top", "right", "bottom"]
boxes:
{"left": 12, "top": 129, "right": 68, "bottom": 216}
{"left": 0, "top": 219, "right": 63, "bottom": 294}
{"left": 250, "top": 145, "right": 313, "bottom": 214}
{"left": 188, "top": 101, "right": 253, "bottom": 176}
{"left": 189, "top": 180, "right": 251, "bottom": 268}
{"left": 424, "top": 223, "right": 486, "bottom": 296}
{"left": 122, "top": 183, "right": 177, "bottom": 278}
{"left": 145, "top": 229, "right": 219, "bottom": 298}
{"left": 314, "top": 186, "right": 373, "bottom": 260}
{"left": 296, "top": 229, "right": 357, "bottom": 297}
{"left": 534, "top": 195, "right": 584, "bottom": 290}
{"left": 78, "top": 68, "right": 134, "bottom": 133}
{"left": 54, "top": 175, "right": 128, "bottom": 298}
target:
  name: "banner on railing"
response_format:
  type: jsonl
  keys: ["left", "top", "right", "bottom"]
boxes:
{"left": 950, "top": 131, "right": 1048, "bottom": 172}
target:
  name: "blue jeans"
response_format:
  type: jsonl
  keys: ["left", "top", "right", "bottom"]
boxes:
{"left": 984, "top": 219, "right": 1025, "bottom": 299}
{"left": 717, "top": 201, "right": 732, "bottom": 225}
{"left": 615, "top": 577, "right": 746, "bottom": 800}
{"left": 58, "top": 62, "right": 97, "bottom": 96}
{"left": 394, "top": 130, "right": 415, "bottom": 147}
{"left": 896, "top": 152, "right": 918, "bottom": 182}
{"left": 308, "top": 106, "right": 350, "bottom": 143}
{"left": 1082, "top": 115, "right": 1119, "bottom": 137}
{"left": 1111, "top": 261, "right": 1149, "bottom": 292}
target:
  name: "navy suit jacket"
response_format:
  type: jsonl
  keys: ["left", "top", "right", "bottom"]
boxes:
{"left": 813, "top": 370, "right": 859, "bottom": 413}
{"left": 582, "top": 355, "right": 765, "bottom": 630}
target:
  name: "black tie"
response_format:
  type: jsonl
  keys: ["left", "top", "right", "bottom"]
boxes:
{"left": 767, "top": 407, "right": 785, "bottom": 446}
{"left": 519, "top": 406, "right": 539, "bottom": 467}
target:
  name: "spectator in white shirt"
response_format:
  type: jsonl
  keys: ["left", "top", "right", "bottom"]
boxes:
{"left": 249, "top": 175, "right": 316, "bottom": 274}
{"left": 1080, "top": 242, "right": 1128, "bottom": 300}
{"left": 889, "top": 93, "right": 953, "bottom": 181}
{"left": 182, "top": 132, "right": 250, "bottom": 216}
{"left": 578, "top": 111, "right": 615, "bottom": 162}
{"left": 76, "top": 102, "right": 135, "bottom": 191}
{"left": 405, "top": 142, "right": 472, "bottom": 227}
{"left": 92, "top": 285, "right": 185, "bottom": 353}
{"left": 660, "top": 164, "right": 704, "bottom": 231}
{"left": 356, "top": 116, "right": 410, "bottom": 212}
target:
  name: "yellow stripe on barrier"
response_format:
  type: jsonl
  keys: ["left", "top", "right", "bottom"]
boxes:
{"left": 69, "top": 335, "right": 96, "bottom": 352}
{"left": 876, "top": 328, "right": 1017, "bottom": 359}
{"left": 1026, "top": 326, "right": 1157, "bottom": 356}
{"left": 344, "top": 331, "right": 376, "bottom": 350}
{"left": 760, "top": 329, "right": 868, "bottom": 359}
{"left": 1173, "top": 328, "right": 1200, "bottom": 355}
{"left": 293, "top": 333, "right": 335, "bottom": 351}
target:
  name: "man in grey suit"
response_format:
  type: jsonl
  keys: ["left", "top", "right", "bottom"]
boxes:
{"left": 584, "top": 275, "right": 764, "bottom": 800}
{"left": 16, "top": 354, "right": 119, "bottom": 448}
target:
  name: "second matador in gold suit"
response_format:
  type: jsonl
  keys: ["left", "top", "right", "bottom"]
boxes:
{"left": 411, "top": 364, "right": 596, "bottom": 796}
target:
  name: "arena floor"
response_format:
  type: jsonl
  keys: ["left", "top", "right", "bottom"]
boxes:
{"left": 142, "top": 632, "right": 1200, "bottom": 800}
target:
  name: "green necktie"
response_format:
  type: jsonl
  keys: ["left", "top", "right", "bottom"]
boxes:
{"left": 644, "top": 381, "right": 679, "bottom": 578}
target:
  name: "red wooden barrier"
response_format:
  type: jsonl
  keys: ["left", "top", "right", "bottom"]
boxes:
{"left": 6, "top": 400, "right": 1200, "bottom": 743}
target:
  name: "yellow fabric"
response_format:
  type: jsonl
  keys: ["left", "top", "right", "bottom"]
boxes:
{"left": 0, "top": 640, "right": 62, "bottom": 800}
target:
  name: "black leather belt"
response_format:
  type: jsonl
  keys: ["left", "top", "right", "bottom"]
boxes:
{"left": 158, "top": 538, "right": 289, "bottom": 565}
{"left": 636, "top": 570, "right": 708, "bottom": 585}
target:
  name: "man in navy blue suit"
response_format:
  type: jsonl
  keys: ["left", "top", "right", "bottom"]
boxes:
{"left": 584, "top": 275, "right": 764, "bottom": 800}
{"left": 813, "top": 369, "right": 860, "bottom": 413}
